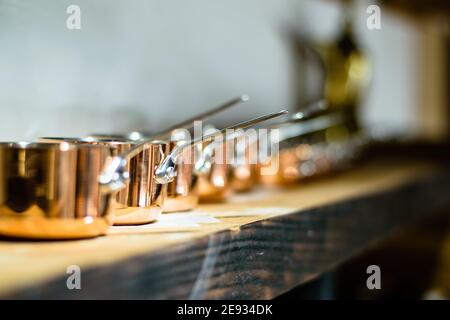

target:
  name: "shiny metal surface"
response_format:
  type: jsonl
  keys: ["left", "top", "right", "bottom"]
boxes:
{"left": 230, "top": 136, "right": 259, "bottom": 192}
{"left": 228, "top": 100, "right": 328, "bottom": 192}
{"left": 150, "top": 94, "right": 249, "bottom": 140}
{"left": 0, "top": 142, "right": 112, "bottom": 239}
{"left": 194, "top": 110, "right": 288, "bottom": 200}
{"left": 162, "top": 140, "right": 198, "bottom": 212}
{"left": 41, "top": 137, "right": 167, "bottom": 225}
{"left": 197, "top": 139, "right": 233, "bottom": 202}
{"left": 134, "top": 110, "right": 287, "bottom": 211}
{"left": 259, "top": 121, "right": 363, "bottom": 186}
{"left": 153, "top": 110, "right": 288, "bottom": 185}
{"left": 89, "top": 95, "right": 249, "bottom": 213}
{"left": 0, "top": 109, "right": 288, "bottom": 239}
{"left": 113, "top": 141, "right": 168, "bottom": 224}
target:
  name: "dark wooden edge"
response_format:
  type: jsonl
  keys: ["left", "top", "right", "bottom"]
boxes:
{"left": 4, "top": 168, "right": 450, "bottom": 300}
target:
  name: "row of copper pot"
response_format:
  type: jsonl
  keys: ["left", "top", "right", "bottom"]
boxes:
{"left": 0, "top": 95, "right": 288, "bottom": 239}
{"left": 0, "top": 96, "right": 362, "bottom": 240}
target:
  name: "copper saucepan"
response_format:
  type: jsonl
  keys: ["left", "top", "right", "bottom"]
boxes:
{"left": 10, "top": 110, "right": 284, "bottom": 239}
{"left": 140, "top": 95, "right": 249, "bottom": 212}
{"left": 196, "top": 100, "right": 322, "bottom": 199}
{"left": 98, "top": 110, "right": 287, "bottom": 218}
{"left": 195, "top": 125, "right": 234, "bottom": 202}
{"left": 229, "top": 129, "right": 260, "bottom": 192}
{"left": 0, "top": 142, "right": 115, "bottom": 239}
{"left": 257, "top": 100, "right": 363, "bottom": 186}
{"left": 39, "top": 137, "right": 168, "bottom": 226}
{"left": 197, "top": 101, "right": 328, "bottom": 197}
{"left": 89, "top": 95, "right": 251, "bottom": 213}
{"left": 194, "top": 123, "right": 262, "bottom": 201}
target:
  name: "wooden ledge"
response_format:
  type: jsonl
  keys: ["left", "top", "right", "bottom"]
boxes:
{"left": 1, "top": 158, "right": 449, "bottom": 299}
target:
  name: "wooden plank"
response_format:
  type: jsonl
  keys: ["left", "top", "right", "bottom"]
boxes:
{"left": 0, "top": 159, "right": 449, "bottom": 299}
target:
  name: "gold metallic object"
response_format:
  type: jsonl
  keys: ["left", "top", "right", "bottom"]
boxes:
{"left": 315, "top": 2, "right": 370, "bottom": 131}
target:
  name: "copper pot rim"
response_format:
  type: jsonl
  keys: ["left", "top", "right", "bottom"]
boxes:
{"left": 0, "top": 141, "right": 129, "bottom": 154}
{"left": 41, "top": 136, "right": 169, "bottom": 148}
{"left": 0, "top": 141, "right": 77, "bottom": 151}
{"left": 41, "top": 136, "right": 133, "bottom": 147}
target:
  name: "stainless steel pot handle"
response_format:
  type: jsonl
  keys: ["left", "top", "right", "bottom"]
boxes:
{"left": 275, "top": 111, "right": 346, "bottom": 143}
{"left": 98, "top": 110, "right": 287, "bottom": 192}
{"left": 289, "top": 99, "right": 328, "bottom": 121}
{"left": 147, "top": 94, "right": 249, "bottom": 141}
{"left": 154, "top": 110, "right": 288, "bottom": 184}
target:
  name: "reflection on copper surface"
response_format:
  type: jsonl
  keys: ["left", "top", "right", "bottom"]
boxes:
{"left": 198, "top": 141, "right": 232, "bottom": 202}
{"left": 259, "top": 133, "right": 361, "bottom": 187}
{"left": 39, "top": 137, "right": 168, "bottom": 225}
{"left": 119, "top": 141, "right": 167, "bottom": 224}
{"left": 163, "top": 141, "right": 198, "bottom": 212}
{"left": 0, "top": 143, "right": 112, "bottom": 239}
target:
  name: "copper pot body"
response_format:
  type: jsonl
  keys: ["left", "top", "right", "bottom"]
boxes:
{"left": 231, "top": 163, "right": 259, "bottom": 192}
{"left": 198, "top": 141, "right": 233, "bottom": 203}
{"left": 88, "top": 136, "right": 199, "bottom": 213}
{"left": 259, "top": 145, "right": 323, "bottom": 186}
{"left": 40, "top": 138, "right": 168, "bottom": 225}
{"left": 113, "top": 141, "right": 168, "bottom": 225}
{"left": 162, "top": 141, "right": 198, "bottom": 212}
{"left": 258, "top": 126, "right": 359, "bottom": 186}
{"left": 0, "top": 142, "right": 113, "bottom": 239}
{"left": 230, "top": 138, "right": 259, "bottom": 192}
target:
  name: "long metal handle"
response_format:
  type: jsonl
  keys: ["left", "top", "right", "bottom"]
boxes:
{"left": 99, "top": 95, "right": 250, "bottom": 165}
{"left": 148, "top": 94, "right": 249, "bottom": 140}
{"left": 154, "top": 110, "right": 288, "bottom": 184}
{"left": 236, "top": 100, "right": 328, "bottom": 133}
{"left": 289, "top": 99, "right": 328, "bottom": 122}
{"left": 193, "top": 128, "right": 250, "bottom": 176}
{"left": 99, "top": 109, "right": 287, "bottom": 192}
{"left": 276, "top": 111, "right": 346, "bottom": 143}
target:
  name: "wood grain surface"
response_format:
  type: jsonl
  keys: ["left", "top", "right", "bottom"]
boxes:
{"left": 0, "top": 159, "right": 449, "bottom": 299}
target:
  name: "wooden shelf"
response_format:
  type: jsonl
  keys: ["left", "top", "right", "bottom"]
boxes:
{"left": 1, "top": 158, "right": 449, "bottom": 299}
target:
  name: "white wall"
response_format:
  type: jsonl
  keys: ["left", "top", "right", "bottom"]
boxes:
{"left": 0, "top": 0, "right": 422, "bottom": 140}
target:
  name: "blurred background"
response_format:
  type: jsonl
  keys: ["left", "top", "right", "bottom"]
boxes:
{"left": 0, "top": 0, "right": 448, "bottom": 142}
{"left": 0, "top": 0, "right": 450, "bottom": 300}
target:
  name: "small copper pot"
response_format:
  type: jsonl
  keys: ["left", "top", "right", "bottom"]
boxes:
{"left": 0, "top": 142, "right": 114, "bottom": 239}
{"left": 156, "top": 110, "right": 288, "bottom": 204}
{"left": 90, "top": 95, "right": 250, "bottom": 213}
{"left": 95, "top": 109, "right": 288, "bottom": 209}
{"left": 258, "top": 110, "right": 361, "bottom": 186}
{"left": 161, "top": 138, "right": 199, "bottom": 212}
{"left": 40, "top": 137, "right": 168, "bottom": 225}
{"left": 195, "top": 125, "right": 233, "bottom": 203}
{"left": 195, "top": 112, "right": 288, "bottom": 201}
{"left": 197, "top": 158, "right": 232, "bottom": 203}
{"left": 230, "top": 133, "right": 260, "bottom": 192}
{"left": 106, "top": 139, "right": 168, "bottom": 225}
{"left": 0, "top": 111, "right": 286, "bottom": 239}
